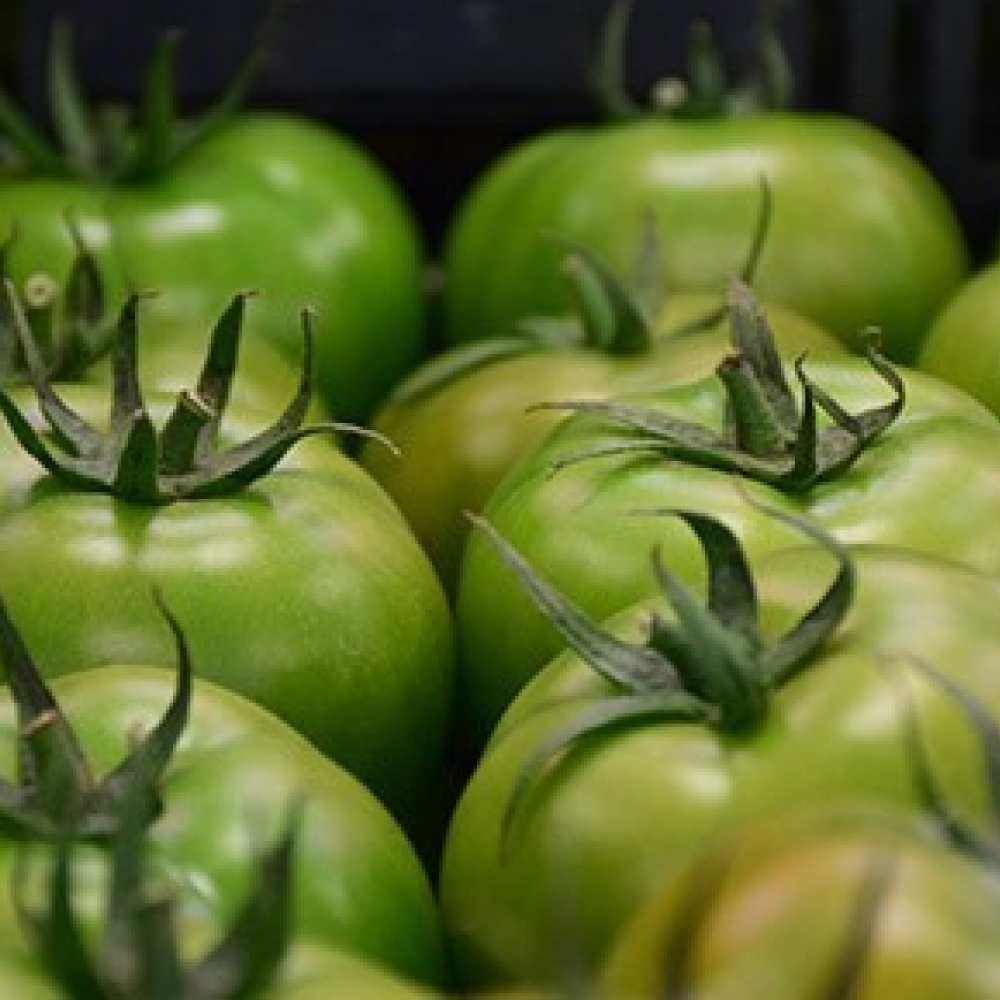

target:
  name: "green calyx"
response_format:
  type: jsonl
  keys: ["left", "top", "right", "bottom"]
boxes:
{"left": 470, "top": 499, "right": 854, "bottom": 853}
{"left": 392, "top": 177, "right": 772, "bottom": 408}
{"left": 390, "top": 237, "right": 660, "bottom": 408}
{"left": 536, "top": 280, "right": 905, "bottom": 492}
{"left": 0, "top": 0, "right": 285, "bottom": 182}
{"left": 539, "top": 171, "right": 772, "bottom": 355}
{"left": 888, "top": 656, "right": 1000, "bottom": 870}
{"left": 17, "top": 785, "right": 300, "bottom": 1000}
{"left": 0, "top": 280, "right": 383, "bottom": 502}
{"left": 0, "top": 587, "right": 188, "bottom": 841}
{"left": 0, "top": 216, "right": 115, "bottom": 386}
{"left": 591, "top": 0, "right": 793, "bottom": 122}
{"left": 0, "top": 582, "right": 301, "bottom": 997}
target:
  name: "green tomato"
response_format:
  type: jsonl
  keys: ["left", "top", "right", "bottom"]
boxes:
{"left": 467, "top": 992, "right": 568, "bottom": 1000}
{"left": 443, "top": 115, "right": 967, "bottom": 361}
{"left": 267, "top": 946, "right": 447, "bottom": 999}
{"left": 600, "top": 808, "right": 1000, "bottom": 999}
{"left": 0, "top": 921, "right": 447, "bottom": 1000}
{"left": 77, "top": 293, "right": 335, "bottom": 423}
{"left": 0, "top": 665, "right": 447, "bottom": 991}
{"left": 0, "top": 379, "right": 454, "bottom": 833}
{"left": 455, "top": 352, "right": 1000, "bottom": 743}
{"left": 0, "top": 110, "right": 426, "bottom": 423}
{"left": 441, "top": 544, "right": 1000, "bottom": 989}
{"left": 363, "top": 290, "right": 843, "bottom": 597}
{"left": 917, "top": 261, "right": 1000, "bottom": 420}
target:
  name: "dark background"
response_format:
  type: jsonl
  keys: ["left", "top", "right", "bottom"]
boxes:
{"left": 4, "top": 0, "right": 1000, "bottom": 259}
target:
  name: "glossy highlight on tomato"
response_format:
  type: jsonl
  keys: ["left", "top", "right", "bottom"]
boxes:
{"left": 455, "top": 324, "right": 1000, "bottom": 742}
{"left": 0, "top": 16, "right": 427, "bottom": 422}
{"left": 442, "top": 535, "right": 1000, "bottom": 989}
{"left": 442, "top": 7, "right": 967, "bottom": 361}
{"left": 0, "top": 288, "right": 454, "bottom": 833}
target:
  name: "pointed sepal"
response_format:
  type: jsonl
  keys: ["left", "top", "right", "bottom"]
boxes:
{"left": 884, "top": 655, "right": 1000, "bottom": 869}
{"left": 535, "top": 281, "right": 904, "bottom": 493}
{"left": 0, "top": 0, "right": 291, "bottom": 182}
{"left": 472, "top": 498, "right": 854, "bottom": 854}
{"left": 0, "top": 281, "right": 390, "bottom": 502}
{"left": 0, "top": 586, "right": 190, "bottom": 841}
{"left": 16, "top": 787, "right": 301, "bottom": 1000}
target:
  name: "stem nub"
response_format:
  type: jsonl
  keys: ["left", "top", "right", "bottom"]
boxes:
{"left": 590, "top": 0, "right": 794, "bottom": 122}
{"left": 534, "top": 281, "right": 904, "bottom": 493}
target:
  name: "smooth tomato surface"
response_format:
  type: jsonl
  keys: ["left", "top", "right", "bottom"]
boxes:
{"left": 364, "top": 293, "right": 843, "bottom": 595}
{"left": 443, "top": 115, "right": 967, "bottom": 361}
{"left": 442, "top": 546, "right": 1000, "bottom": 989}
{"left": 0, "top": 383, "right": 454, "bottom": 830}
{"left": 455, "top": 358, "right": 1000, "bottom": 740}
{"left": 601, "top": 809, "right": 1000, "bottom": 999}
{"left": 0, "top": 113, "right": 427, "bottom": 422}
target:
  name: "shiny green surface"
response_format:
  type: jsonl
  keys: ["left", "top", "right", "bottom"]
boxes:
{"left": 443, "top": 115, "right": 968, "bottom": 361}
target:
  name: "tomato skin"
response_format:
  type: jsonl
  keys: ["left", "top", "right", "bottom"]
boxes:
{"left": 917, "top": 262, "right": 1000, "bottom": 420}
{"left": 77, "top": 299, "right": 336, "bottom": 423}
{"left": 0, "top": 112, "right": 427, "bottom": 422}
{"left": 440, "top": 546, "right": 1000, "bottom": 990}
{"left": 443, "top": 115, "right": 967, "bottom": 361}
{"left": 0, "top": 926, "right": 448, "bottom": 1000}
{"left": 264, "top": 946, "right": 446, "bottom": 998}
{"left": 363, "top": 294, "right": 842, "bottom": 597}
{"left": 0, "top": 666, "right": 447, "bottom": 991}
{"left": 455, "top": 360, "right": 1000, "bottom": 741}
{"left": 0, "top": 384, "right": 454, "bottom": 831}
{"left": 601, "top": 808, "right": 1000, "bottom": 999}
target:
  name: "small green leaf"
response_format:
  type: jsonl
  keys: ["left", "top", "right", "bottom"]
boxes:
{"left": 663, "top": 510, "right": 760, "bottom": 645}
{"left": 647, "top": 551, "right": 768, "bottom": 730}
{"left": 123, "top": 31, "right": 180, "bottom": 181}
{"left": 883, "top": 655, "right": 1000, "bottom": 868}
{"left": 468, "top": 512, "right": 674, "bottom": 692}
{"left": 0, "top": 283, "right": 361, "bottom": 502}
{"left": 814, "top": 852, "right": 895, "bottom": 1000}
{"left": 587, "top": 0, "right": 644, "bottom": 121}
{"left": 191, "top": 800, "right": 301, "bottom": 999}
{"left": 16, "top": 839, "right": 106, "bottom": 997}
{"left": 0, "top": 81, "right": 63, "bottom": 175}
{"left": 476, "top": 499, "right": 854, "bottom": 857}
{"left": 0, "top": 584, "right": 190, "bottom": 841}
{"left": 682, "top": 21, "right": 729, "bottom": 117}
{"left": 532, "top": 284, "right": 904, "bottom": 492}
{"left": 48, "top": 20, "right": 99, "bottom": 175}
{"left": 556, "top": 242, "right": 652, "bottom": 355}
{"left": 387, "top": 337, "right": 544, "bottom": 408}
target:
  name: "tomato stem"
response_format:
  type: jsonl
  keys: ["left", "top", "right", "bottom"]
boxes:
{"left": 533, "top": 281, "right": 905, "bottom": 492}
{"left": 590, "top": 0, "right": 794, "bottom": 122}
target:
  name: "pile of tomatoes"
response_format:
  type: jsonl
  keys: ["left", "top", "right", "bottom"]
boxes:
{"left": 3, "top": 5, "right": 1000, "bottom": 998}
